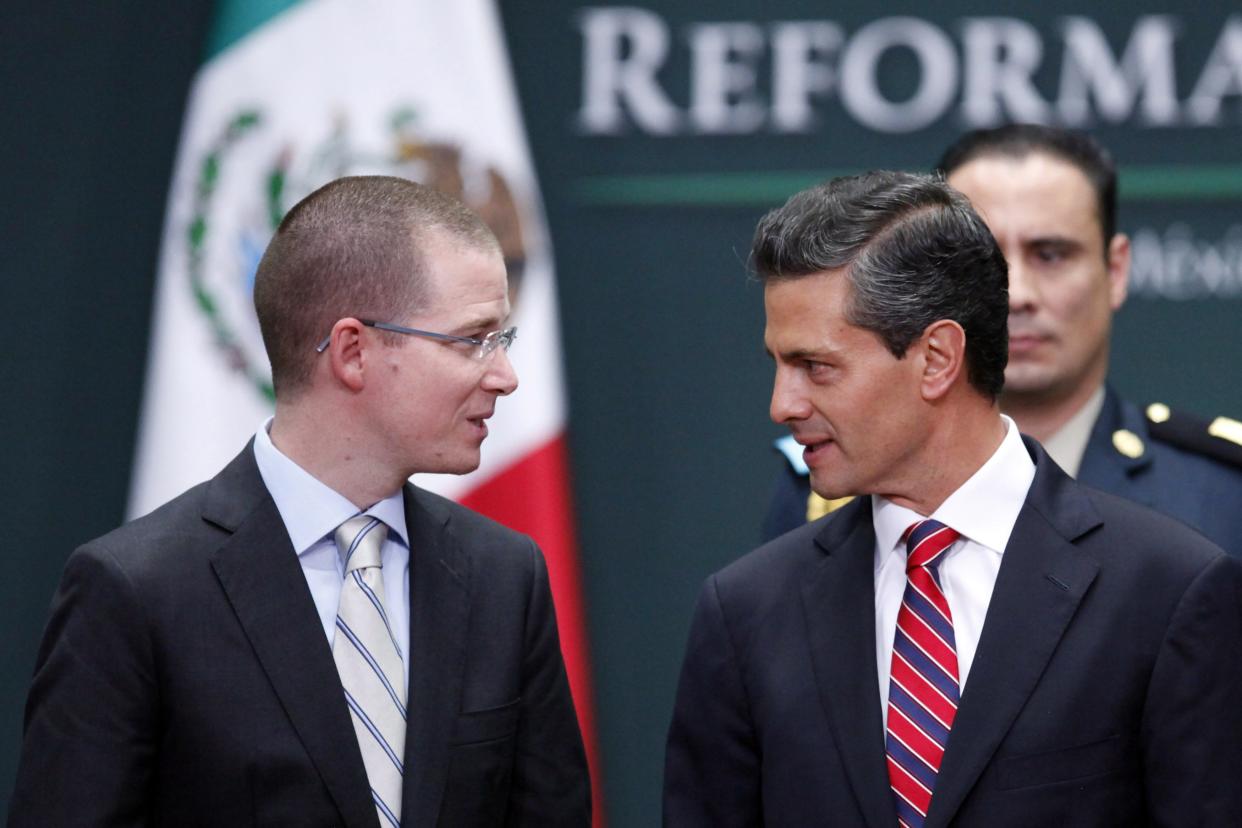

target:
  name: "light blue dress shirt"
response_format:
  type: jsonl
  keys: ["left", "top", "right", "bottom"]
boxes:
{"left": 252, "top": 419, "right": 411, "bottom": 685}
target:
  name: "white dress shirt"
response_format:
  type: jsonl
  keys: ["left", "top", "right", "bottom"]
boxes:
{"left": 872, "top": 415, "right": 1035, "bottom": 727}
{"left": 252, "top": 419, "right": 411, "bottom": 685}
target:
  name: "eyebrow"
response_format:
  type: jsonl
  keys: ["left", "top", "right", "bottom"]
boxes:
{"left": 767, "top": 345, "right": 837, "bottom": 363}
{"left": 450, "top": 314, "right": 506, "bottom": 334}
{"left": 1024, "top": 235, "right": 1082, "bottom": 249}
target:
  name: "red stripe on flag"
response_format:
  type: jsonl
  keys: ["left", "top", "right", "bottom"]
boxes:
{"left": 459, "top": 433, "right": 604, "bottom": 825}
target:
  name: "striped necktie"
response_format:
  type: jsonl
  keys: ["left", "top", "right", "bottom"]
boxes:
{"left": 334, "top": 516, "right": 406, "bottom": 828}
{"left": 885, "top": 519, "right": 961, "bottom": 828}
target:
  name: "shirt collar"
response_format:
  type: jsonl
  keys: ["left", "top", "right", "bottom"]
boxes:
{"left": 252, "top": 418, "right": 410, "bottom": 554}
{"left": 1040, "top": 384, "right": 1106, "bottom": 478}
{"left": 872, "top": 415, "right": 1035, "bottom": 560}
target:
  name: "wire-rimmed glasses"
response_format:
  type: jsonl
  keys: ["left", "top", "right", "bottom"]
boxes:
{"left": 315, "top": 319, "right": 517, "bottom": 359}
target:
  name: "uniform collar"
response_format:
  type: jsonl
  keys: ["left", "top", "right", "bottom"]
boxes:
{"left": 1041, "top": 385, "right": 1106, "bottom": 477}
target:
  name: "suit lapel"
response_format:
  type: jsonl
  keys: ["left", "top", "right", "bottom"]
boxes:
{"left": 204, "top": 447, "right": 378, "bottom": 828}
{"left": 401, "top": 486, "right": 471, "bottom": 827}
{"left": 925, "top": 441, "right": 1101, "bottom": 828}
{"left": 801, "top": 499, "right": 898, "bottom": 828}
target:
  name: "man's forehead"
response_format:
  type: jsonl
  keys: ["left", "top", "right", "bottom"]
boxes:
{"left": 764, "top": 269, "right": 850, "bottom": 308}
{"left": 764, "top": 274, "right": 854, "bottom": 345}
{"left": 416, "top": 241, "right": 507, "bottom": 306}
{"left": 949, "top": 154, "right": 1103, "bottom": 241}
{"left": 417, "top": 289, "right": 509, "bottom": 328}
{"left": 950, "top": 152, "right": 1096, "bottom": 206}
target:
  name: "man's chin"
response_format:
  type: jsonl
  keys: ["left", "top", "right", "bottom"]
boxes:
{"left": 445, "top": 458, "right": 482, "bottom": 476}
{"left": 1002, "top": 363, "right": 1063, "bottom": 397}
{"left": 413, "top": 453, "right": 482, "bottom": 478}
{"left": 808, "top": 473, "right": 851, "bottom": 502}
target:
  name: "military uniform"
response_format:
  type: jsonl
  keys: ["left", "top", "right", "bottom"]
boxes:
{"left": 762, "top": 386, "right": 1242, "bottom": 558}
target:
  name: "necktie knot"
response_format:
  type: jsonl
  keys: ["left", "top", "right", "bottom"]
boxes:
{"left": 904, "top": 518, "right": 959, "bottom": 571}
{"left": 335, "top": 515, "right": 387, "bottom": 573}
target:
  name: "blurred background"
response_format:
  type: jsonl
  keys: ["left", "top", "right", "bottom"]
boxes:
{"left": 4, "top": 1, "right": 1241, "bottom": 824}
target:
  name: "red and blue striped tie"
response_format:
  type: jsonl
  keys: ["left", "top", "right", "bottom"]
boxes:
{"left": 886, "top": 519, "right": 961, "bottom": 828}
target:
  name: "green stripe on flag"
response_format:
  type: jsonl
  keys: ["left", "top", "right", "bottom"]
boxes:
{"left": 570, "top": 164, "right": 1242, "bottom": 207}
{"left": 205, "top": 0, "right": 302, "bottom": 59}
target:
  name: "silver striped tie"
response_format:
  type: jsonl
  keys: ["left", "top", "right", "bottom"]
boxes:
{"left": 333, "top": 516, "right": 405, "bottom": 828}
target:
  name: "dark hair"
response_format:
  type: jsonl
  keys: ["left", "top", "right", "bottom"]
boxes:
{"left": 752, "top": 170, "right": 1009, "bottom": 399}
{"left": 253, "top": 175, "right": 499, "bottom": 398}
{"left": 936, "top": 123, "right": 1118, "bottom": 250}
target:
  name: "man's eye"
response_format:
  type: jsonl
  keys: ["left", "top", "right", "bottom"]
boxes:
{"left": 805, "top": 361, "right": 830, "bottom": 377}
{"left": 1032, "top": 244, "right": 1070, "bottom": 265}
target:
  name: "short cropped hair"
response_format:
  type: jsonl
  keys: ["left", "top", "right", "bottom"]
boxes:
{"left": 936, "top": 123, "right": 1119, "bottom": 251}
{"left": 253, "top": 175, "right": 499, "bottom": 398}
{"left": 752, "top": 170, "right": 1009, "bottom": 399}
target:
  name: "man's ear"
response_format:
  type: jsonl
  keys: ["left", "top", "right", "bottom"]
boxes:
{"left": 1107, "top": 232, "right": 1130, "bottom": 311}
{"left": 919, "top": 320, "right": 966, "bottom": 401}
{"left": 324, "top": 318, "right": 367, "bottom": 392}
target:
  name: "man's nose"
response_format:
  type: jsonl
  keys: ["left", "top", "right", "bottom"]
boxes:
{"left": 1008, "top": 260, "right": 1038, "bottom": 311}
{"left": 770, "top": 367, "right": 811, "bottom": 424}
{"left": 482, "top": 346, "right": 519, "bottom": 396}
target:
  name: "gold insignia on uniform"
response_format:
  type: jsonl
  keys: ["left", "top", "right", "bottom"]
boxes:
{"left": 1112, "top": 429, "right": 1145, "bottom": 459}
{"left": 1208, "top": 416, "right": 1242, "bottom": 448}
{"left": 807, "top": 492, "right": 855, "bottom": 522}
{"left": 1146, "top": 403, "right": 1171, "bottom": 424}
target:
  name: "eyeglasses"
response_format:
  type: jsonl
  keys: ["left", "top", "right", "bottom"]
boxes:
{"left": 315, "top": 319, "right": 517, "bottom": 360}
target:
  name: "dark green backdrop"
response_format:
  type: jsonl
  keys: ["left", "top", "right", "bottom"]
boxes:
{"left": 4, "top": 2, "right": 1240, "bottom": 824}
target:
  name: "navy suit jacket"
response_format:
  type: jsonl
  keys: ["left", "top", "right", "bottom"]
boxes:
{"left": 763, "top": 387, "right": 1242, "bottom": 558}
{"left": 10, "top": 446, "right": 590, "bottom": 827}
{"left": 668, "top": 439, "right": 1242, "bottom": 827}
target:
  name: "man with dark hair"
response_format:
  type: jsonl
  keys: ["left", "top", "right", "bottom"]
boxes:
{"left": 11, "top": 176, "right": 590, "bottom": 827}
{"left": 665, "top": 171, "right": 1242, "bottom": 827}
{"left": 764, "top": 125, "right": 1242, "bottom": 553}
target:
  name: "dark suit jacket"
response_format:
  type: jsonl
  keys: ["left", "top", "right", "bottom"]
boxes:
{"left": 762, "top": 387, "right": 1242, "bottom": 558}
{"left": 10, "top": 446, "right": 590, "bottom": 827}
{"left": 667, "top": 439, "right": 1242, "bottom": 827}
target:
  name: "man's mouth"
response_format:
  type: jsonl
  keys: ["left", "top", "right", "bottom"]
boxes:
{"left": 798, "top": 437, "right": 834, "bottom": 464}
{"left": 466, "top": 412, "right": 493, "bottom": 436}
{"left": 1008, "top": 333, "right": 1048, "bottom": 354}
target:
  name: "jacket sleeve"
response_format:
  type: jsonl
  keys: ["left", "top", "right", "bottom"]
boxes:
{"left": 505, "top": 539, "right": 592, "bottom": 827}
{"left": 9, "top": 543, "right": 158, "bottom": 827}
{"left": 1141, "top": 552, "right": 1242, "bottom": 825}
{"left": 663, "top": 575, "right": 761, "bottom": 827}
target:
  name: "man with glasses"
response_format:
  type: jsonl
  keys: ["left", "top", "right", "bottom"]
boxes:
{"left": 11, "top": 176, "right": 590, "bottom": 827}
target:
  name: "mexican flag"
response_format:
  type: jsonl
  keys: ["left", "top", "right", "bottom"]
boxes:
{"left": 129, "top": 0, "right": 602, "bottom": 819}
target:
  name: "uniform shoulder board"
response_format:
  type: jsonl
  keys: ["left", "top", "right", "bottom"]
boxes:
{"left": 1145, "top": 402, "right": 1242, "bottom": 470}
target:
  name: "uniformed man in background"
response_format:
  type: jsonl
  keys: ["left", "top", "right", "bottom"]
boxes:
{"left": 763, "top": 124, "right": 1242, "bottom": 556}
